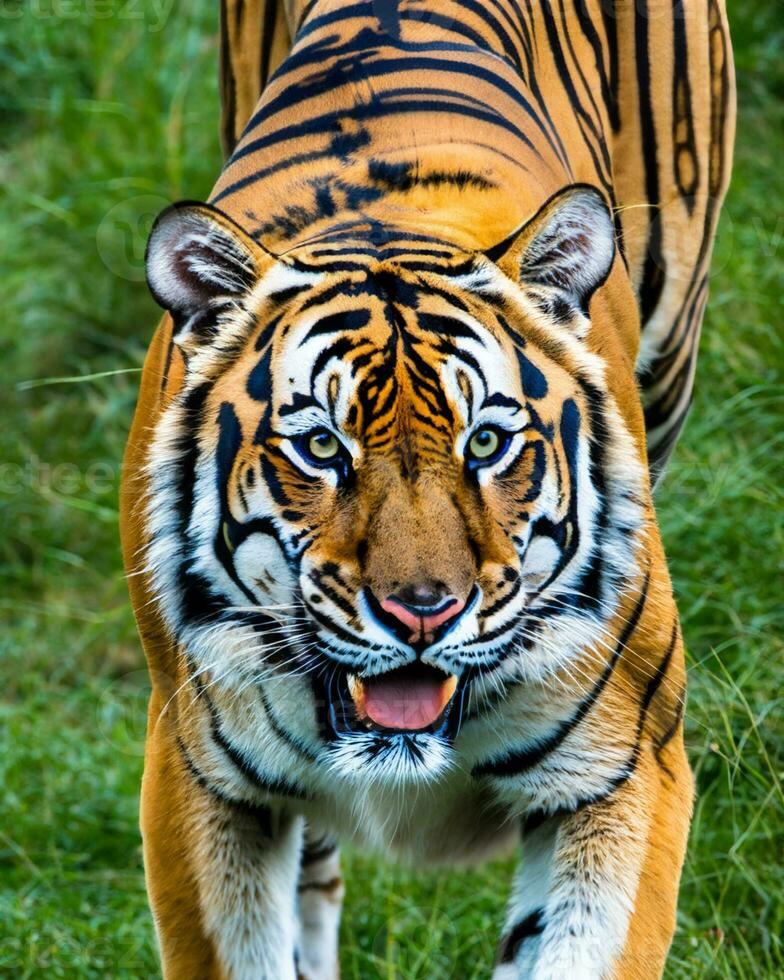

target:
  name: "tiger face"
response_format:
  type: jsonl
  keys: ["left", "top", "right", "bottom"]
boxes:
{"left": 145, "top": 187, "right": 646, "bottom": 780}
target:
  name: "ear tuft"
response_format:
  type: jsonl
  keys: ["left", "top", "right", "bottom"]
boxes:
{"left": 145, "top": 201, "right": 259, "bottom": 341}
{"left": 486, "top": 185, "right": 616, "bottom": 321}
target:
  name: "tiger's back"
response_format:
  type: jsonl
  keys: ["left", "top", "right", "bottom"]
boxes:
{"left": 219, "top": 0, "right": 734, "bottom": 476}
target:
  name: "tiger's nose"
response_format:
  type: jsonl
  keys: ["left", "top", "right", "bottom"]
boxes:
{"left": 373, "top": 582, "right": 466, "bottom": 644}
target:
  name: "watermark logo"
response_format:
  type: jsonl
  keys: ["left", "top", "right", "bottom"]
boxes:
{"left": 0, "top": 0, "right": 175, "bottom": 33}
{"left": 96, "top": 193, "right": 169, "bottom": 282}
{"left": 0, "top": 453, "right": 117, "bottom": 497}
{"left": 96, "top": 668, "right": 177, "bottom": 757}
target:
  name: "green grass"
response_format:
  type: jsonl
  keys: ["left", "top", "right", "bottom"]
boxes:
{"left": 1, "top": 2, "right": 782, "bottom": 977}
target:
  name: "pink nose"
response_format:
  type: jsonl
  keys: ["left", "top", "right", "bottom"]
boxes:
{"left": 379, "top": 590, "right": 466, "bottom": 644}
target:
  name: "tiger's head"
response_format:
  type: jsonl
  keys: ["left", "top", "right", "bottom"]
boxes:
{"left": 144, "top": 185, "right": 646, "bottom": 781}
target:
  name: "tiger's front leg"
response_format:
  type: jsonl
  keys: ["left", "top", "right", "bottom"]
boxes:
{"left": 296, "top": 827, "right": 343, "bottom": 979}
{"left": 494, "top": 737, "right": 692, "bottom": 980}
{"left": 142, "top": 714, "right": 305, "bottom": 980}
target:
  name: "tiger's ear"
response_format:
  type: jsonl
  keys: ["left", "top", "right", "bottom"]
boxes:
{"left": 485, "top": 185, "right": 616, "bottom": 324}
{"left": 145, "top": 201, "right": 263, "bottom": 344}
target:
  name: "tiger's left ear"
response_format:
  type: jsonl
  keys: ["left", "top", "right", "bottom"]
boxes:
{"left": 485, "top": 185, "right": 616, "bottom": 323}
{"left": 145, "top": 200, "right": 267, "bottom": 347}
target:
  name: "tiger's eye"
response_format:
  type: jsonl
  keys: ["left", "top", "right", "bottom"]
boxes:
{"left": 468, "top": 428, "right": 501, "bottom": 460}
{"left": 308, "top": 430, "right": 340, "bottom": 460}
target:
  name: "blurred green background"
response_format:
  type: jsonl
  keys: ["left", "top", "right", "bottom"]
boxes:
{"left": 0, "top": 2, "right": 782, "bottom": 977}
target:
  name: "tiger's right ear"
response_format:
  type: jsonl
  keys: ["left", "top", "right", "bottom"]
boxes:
{"left": 145, "top": 201, "right": 264, "bottom": 344}
{"left": 484, "top": 185, "right": 616, "bottom": 328}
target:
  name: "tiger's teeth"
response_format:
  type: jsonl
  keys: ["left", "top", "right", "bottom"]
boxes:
{"left": 347, "top": 673, "right": 367, "bottom": 717}
{"left": 442, "top": 674, "right": 458, "bottom": 704}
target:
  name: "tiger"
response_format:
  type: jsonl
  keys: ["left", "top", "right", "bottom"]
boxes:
{"left": 120, "top": 1, "right": 735, "bottom": 977}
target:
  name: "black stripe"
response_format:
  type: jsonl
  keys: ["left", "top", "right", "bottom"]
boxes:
{"left": 481, "top": 573, "right": 523, "bottom": 620}
{"left": 260, "top": 0, "right": 279, "bottom": 90}
{"left": 233, "top": 43, "right": 551, "bottom": 165}
{"left": 584, "top": 619, "right": 681, "bottom": 797}
{"left": 654, "top": 686, "right": 685, "bottom": 777}
{"left": 497, "top": 909, "right": 544, "bottom": 964}
{"left": 671, "top": 0, "right": 699, "bottom": 207}
{"left": 298, "top": 875, "right": 343, "bottom": 892}
{"left": 404, "top": 9, "right": 505, "bottom": 63}
{"left": 554, "top": 0, "right": 612, "bottom": 180}
{"left": 210, "top": 708, "right": 310, "bottom": 799}
{"left": 174, "top": 382, "right": 212, "bottom": 534}
{"left": 407, "top": 1, "right": 522, "bottom": 73}
{"left": 219, "top": 0, "right": 238, "bottom": 155}
{"left": 301, "top": 309, "right": 371, "bottom": 345}
{"left": 485, "top": 0, "right": 528, "bottom": 56}
{"left": 257, "top": 681, "right": 321, "bottom": 762}
{"left": 472, "top": 572, "right": 650, "bottom": 778}
{"left": 521, "top": 808, "right": 552, "bottom": 837}
{"left": 177, "top": 736, "right": 274, "bottom": 832}
{"left": 599, "top": 0, "right": 620, "bottom": 132}
{"left": 294, "top": 2, "right": 370, "bottom": 43}
{"left": 635, "top": 0, "right": 666, "bottom": 324}
{"left": 514, "top": 0, "right": 572, "bottom": 173}
{"left": 308, "top": 568, "right": 358, "bottom": 623}
{"left": 302, "top": 834, "right": 339, "bottom": 865}
{"left": 373, "top": 0, "right": 399, "bottom": 40}
{"left": 538, "top": 0, "right": 612, "bottom": 197}
{"left": 293, "top": 0, "right": 319, "bottom": 36}
{"left": 415, "top": 312, "right": 485, "bottom": 344}
{"left": 188, "top": 663, "right": 311, "bottom": 800}
{"left": 575, "top": 0, "right": 619, "bottom": 133}
{"left": 160, "top": 337, "right": 175, "bottom": 393}
{"left": 303, "top": 596, "right": 367, "bottom": 646}
{"left": 529, "top": 620, "right": 681, "bottom": 815}
{"left": 217, "top": 94, "right": 540, "bottom": 207}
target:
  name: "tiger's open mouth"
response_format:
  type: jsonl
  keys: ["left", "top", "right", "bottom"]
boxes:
{"left": 320, "top": 662, "right": 466, "bottom": 739}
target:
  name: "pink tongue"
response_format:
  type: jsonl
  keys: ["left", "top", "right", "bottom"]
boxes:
{"left": 363, "top": 674, "right": 448, "bottom": 730}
